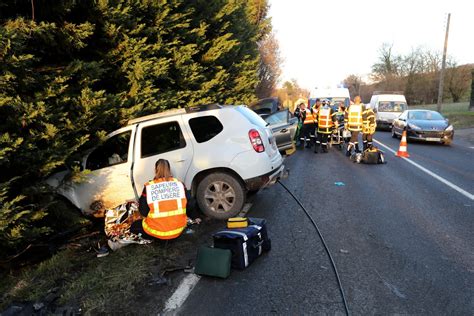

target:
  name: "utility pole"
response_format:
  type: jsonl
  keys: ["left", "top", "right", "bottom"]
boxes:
{"left": 437, "top": 13, "right": 450, "bottom": 113}
{"left": 470, "top": 69, "right": 474, "bottom": 111}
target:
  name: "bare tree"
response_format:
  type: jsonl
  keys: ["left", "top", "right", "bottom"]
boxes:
{"left": 365, "top": 46, "right": 471, "bottom": 105}
{"left": 401, "top": 48, "right": 424, "bottom": 104}
{"left": 445, "top": 61, "right": 472, "bottom": 102}
{"left": 256, "top": 31, "right": 282, "bottom": 98}
{"left": 371, "top": 43, "right": 402, "bottom": 90}
{"left": 343, "top": 74, "right": 362, "bottom": 99}
{"left": 275, "top": 79, "right": 309, "bottom": 110}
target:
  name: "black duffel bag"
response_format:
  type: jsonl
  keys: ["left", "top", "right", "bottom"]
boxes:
{"left": 361, "top": 147, "right": 386, "bottom": 164}
{"left": 213, "top": 222, "right": 270, "bottom": 270}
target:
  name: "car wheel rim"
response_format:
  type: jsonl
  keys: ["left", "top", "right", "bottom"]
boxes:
{"left": 204, "top": 181, "right": 236, "bottom": 213}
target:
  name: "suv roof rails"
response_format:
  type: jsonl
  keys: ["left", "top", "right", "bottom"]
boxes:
{"left": 185, "top": 103, "right": 222, "bottom": 113}
{"left": 126, "top": 103, "right": 223, "bottom": 126}
{"left": 127, "top": 108, "right": 187, "bottom": 125}
{"left": 373, "top": 91, "right": 404, "bottom": 95}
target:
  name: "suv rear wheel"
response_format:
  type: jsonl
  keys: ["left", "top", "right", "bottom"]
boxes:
{"left": 196, "top": 172, "right": 245, "bottom": 219}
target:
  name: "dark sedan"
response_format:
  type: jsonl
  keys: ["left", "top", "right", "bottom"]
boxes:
{"left": 392, "top": 110, "right": 454, "bottom": 145}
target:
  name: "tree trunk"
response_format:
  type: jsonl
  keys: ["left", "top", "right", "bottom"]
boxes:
{"left": 31, "top": 0, "right": 35, "bottom": 21}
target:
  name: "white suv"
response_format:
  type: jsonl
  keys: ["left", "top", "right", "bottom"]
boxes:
{"left": 47, "top": 104, "right": 286, "bottom": 219}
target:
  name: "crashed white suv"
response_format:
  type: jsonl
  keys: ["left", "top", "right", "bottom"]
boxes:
{"left": 47, "top": 104, "right": 286, "bottom": 219}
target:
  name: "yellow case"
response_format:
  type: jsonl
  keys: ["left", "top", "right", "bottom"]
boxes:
{"left": 227, "top": 217, "right": 248, "bottom": 228}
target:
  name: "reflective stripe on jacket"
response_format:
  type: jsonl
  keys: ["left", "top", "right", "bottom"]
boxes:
{"left": 362, "top": 108, "right": 376, "bottom": 134}
{"left": 317, "top": 107, "right": 335, "bottom": 134}
{"left": 303, "top": 108, "right": 316, "bottom": 124}
{"left": 143, "top": 177, "right": 187, "bottom": 239}
{"left": 345, "top": 104, "right": 363, "bottom": 131}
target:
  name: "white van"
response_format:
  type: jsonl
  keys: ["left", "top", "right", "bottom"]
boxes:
{"left": 309, "top": 88, "right": 350, "bottom": 108}
{"left": 369, "top": 92, "right": 408, "bottom": 129}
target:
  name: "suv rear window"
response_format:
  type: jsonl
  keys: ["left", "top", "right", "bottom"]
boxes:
{"left": 141, "top": 121, "right": 186, "bottom": 158}
{"left": 236, "top": 106, "right": 267, "bottom": 128}
{"left": 189, "top": 116, "right": 223, "bottom": 143}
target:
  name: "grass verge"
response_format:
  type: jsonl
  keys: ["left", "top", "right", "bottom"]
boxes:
{"left": 411, "top": 102, "right": 474, "bottom": 128}
{"left": 0, "top": 224, "right": 212, "bottom": 314}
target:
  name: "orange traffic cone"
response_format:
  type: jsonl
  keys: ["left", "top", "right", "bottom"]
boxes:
{"left": 396, "top": 130, "right": 410, "bottom": 158}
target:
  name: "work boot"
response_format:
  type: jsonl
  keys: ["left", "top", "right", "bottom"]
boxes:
{"left": 322, "top": 147, "right": 328, "bottom": 153}
{"left": 354, "top": 143, "right": 360, "bottom": 153}
{"left": 314, "top": 146, "right": 318, "bottom": 153}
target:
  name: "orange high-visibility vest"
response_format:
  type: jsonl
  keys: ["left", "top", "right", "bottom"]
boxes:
{"left": 347, "top": 104, "right": 363, "bottom": 131}
{"left": 318, "top": 107, "right": 333, "bottom": 129}
{"left": 362, "top": 108, "right": 376, "bottom": 134}
{"left": 303, "top": 108, "right": 315, "bottom": 124}
{"left": 142, "top": 177, "right": 187, "bottom": 240}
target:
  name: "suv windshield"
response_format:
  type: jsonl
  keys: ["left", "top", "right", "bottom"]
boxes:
{"left": 236, "top": 106, "right": 267, "bottom": 128}
{"left": 378, "top": 101, "right": 407, "bottom": 112}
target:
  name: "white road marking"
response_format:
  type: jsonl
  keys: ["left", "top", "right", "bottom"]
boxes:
{"left": 374, "top": 139, "right": 474, "bottom": 201}
{"left": 161, "top": 203, "right": 252, "bottom": 313}
{"left": 163, "top": 274, "right": 201, "bottom": 313}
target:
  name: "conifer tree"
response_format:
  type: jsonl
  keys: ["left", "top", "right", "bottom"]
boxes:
{"left": 0, "top": 0, "right": 274, "bottom": 256}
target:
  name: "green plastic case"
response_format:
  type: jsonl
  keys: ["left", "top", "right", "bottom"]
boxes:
{"left": 194, "top": 246, "right": 232, "bottom": 279}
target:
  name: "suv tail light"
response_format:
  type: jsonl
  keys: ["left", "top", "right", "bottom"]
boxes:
{"left": 248, "top": 129, "right": 265, "bottom": 153}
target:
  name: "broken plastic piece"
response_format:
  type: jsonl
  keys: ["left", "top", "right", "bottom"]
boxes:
{"left": 148, "top": 276, "right": 170, "bottom": 286}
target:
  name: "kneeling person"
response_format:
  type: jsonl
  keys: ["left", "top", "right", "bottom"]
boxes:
{"left": 131, "top": 159, "right": 201, "bottom": 240}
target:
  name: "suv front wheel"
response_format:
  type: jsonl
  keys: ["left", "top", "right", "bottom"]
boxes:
{"left": 196, "top": 172, "right": 245, "bottom": 219}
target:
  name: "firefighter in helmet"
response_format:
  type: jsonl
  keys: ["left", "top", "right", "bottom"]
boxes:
{"left": 315, "top": 99, "right": 336, "bottom": 153}
{"left": 362, "top": 104, "right": 376, "bottom": 150}
{"left": 344, "top": 96, "right": 364, "bottom": 156}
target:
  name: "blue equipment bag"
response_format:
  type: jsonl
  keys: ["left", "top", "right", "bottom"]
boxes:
{"left": 213, "top": 220, "right": 270, "bottom": 270}
{"left": 248, "top": 217, "right": 271, "bottom": 251}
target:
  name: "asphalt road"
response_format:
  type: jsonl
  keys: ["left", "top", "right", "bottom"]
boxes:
{"left": 177, "top": 130, "right": 474, "bottom": 315}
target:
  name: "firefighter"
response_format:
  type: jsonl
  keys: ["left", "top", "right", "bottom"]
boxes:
{"left": 309, "top": 99, "right": 322, "bottom": 146}
{"left": 315, "top": 99, "right": 336, "bottom": 153}
{"left": 293, "top": 101, "right": 306, "bottom": 146}
{"left": 130, "top": 159, "right": 201, "bottom": 240}
{"left": 333, "top": 101, "right": 345, "bottom": 128}
{"left": 301, "top": 100, "right": 317, "bottom": 148}
{"left": 362, "top": 104, "right": 377, "bottom": 150}
{"left": 344, "top": 96, "right": 364, "bottom": 156}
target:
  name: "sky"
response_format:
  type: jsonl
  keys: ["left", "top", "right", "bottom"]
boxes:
{"left": 269, "top": 0, "right": 474, "bottom": 90}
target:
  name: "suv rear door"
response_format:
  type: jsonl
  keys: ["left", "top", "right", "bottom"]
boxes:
{"left": 133, "top": 117, "right": 193, "bottom": 193}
